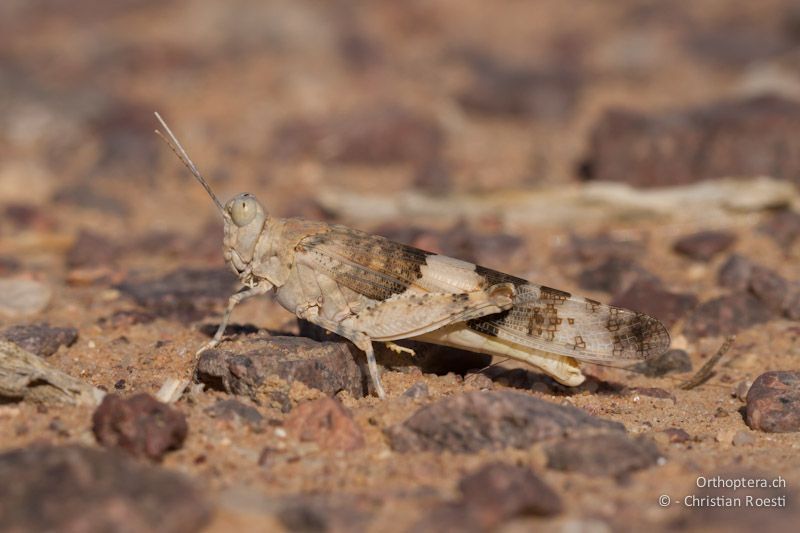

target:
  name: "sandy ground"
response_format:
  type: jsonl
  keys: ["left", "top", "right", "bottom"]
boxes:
{"left": 1, "top": 1, "right": 799, "bottom": 531}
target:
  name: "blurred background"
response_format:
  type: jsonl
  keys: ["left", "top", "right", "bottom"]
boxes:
{"left": 1, "top": 2, "right": 800, "bottom": 532}
{"left": 3, "top": 0, "right": 800, "bottom": 338}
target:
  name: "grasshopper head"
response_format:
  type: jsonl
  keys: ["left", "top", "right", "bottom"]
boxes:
{"left": 153, "top": 114, "right": 268, "bottom": 277}
{"left": 222, "top": 193, "right": 268, "bottom": 274}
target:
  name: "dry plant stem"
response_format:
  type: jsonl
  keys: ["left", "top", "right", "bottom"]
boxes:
{"left": 679, "top": 336, "right": 736, "bottom": 391}
{"left": 0, "top": 341, "right": 104, "bottom": 405}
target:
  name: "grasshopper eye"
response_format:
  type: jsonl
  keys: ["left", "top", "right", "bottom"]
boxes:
{"left": 231, "top": 196, "right": 258, "bottom": 227}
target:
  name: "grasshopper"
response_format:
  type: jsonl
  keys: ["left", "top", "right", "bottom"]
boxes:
{"left": 155, "top": 113, "right": 670, "bottom": 399}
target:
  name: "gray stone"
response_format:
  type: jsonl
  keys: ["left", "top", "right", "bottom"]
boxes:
{"left": 385, "top": 391, "right": 624, "bottom": 453}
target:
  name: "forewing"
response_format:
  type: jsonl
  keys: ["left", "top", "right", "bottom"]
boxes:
{"left": 299, "top": 228, "right": 670, "bottom": 362}
{"left": 298, "top": 225, "right": 495, "bottom": 300}
{"left": 467, "top": 267, "right": 671, "bottom": 362}
{"left": 297, "top": 225, "right": 433, "bottom": 301}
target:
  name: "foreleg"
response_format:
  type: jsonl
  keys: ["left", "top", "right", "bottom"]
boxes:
{"left": 196, "top": 283, "right": 272, "bottom": 355}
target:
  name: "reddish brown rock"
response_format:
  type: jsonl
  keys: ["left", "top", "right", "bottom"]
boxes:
{"left": 414, "top": 463, "right": 562, "bottom": 533}
{"left": 459, "top": 463, "right": 562, "bottom": 522}
{"left": 662, "top": 427, "right": 691, "bottom": 443}
{"left": 0, "top": 323, "right": 78, "bottom": 357}
{"left": 578, "top": 257, "right": 660, "bottom": 295}
{"left": 92, "top": 393, "right": 188, "bottom": 461}
{"left": 0, "top": 444, "right": 210, "bottom": 533}
{"left": 66, "top": 230, "right": 120, "bottom": 269}
{"left": 746, "top": 371, "right": 800, "bottom": 432}
{"left": 545, "top": 434, "right": 662, "bottom": 476}
{"left": 285, "top": 397, "right": 364, "bottom": 451}
{"left": 683, "top": 293, "right": 773, "bottom": 340}
{"left": 456, "top": 51, "right": 581, "bottom": 120}
{"left": 673, "top": 230, "right": 737, "bottom": 261}
{"left": 385, "top": 391, "right": 624, "bottom": 453}
{"left": 611, "top": 280, "right": 697, "bottom": 327}
{"left": 272, "top": 105, "right": 442, "bottom": 165}
{"left": 581, "top": 95, "right": 800, "bottom": 188}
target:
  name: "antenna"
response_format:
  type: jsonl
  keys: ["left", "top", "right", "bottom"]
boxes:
{"left": 154, "top": 112, "right": 225, "bottom": 214}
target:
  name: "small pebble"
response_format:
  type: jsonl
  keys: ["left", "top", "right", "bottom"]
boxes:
{"left": 732, "top": 430, "right": 755, "bottom": 446}
{"left": 0, "top": 278, "right": 51, "bottom": 317}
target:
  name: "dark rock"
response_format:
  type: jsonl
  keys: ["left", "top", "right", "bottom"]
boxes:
{"left": 415, "top": 503, "right": 480, "bottom": 533}
{"left": 196, "top": 336, "right": 366, "bottom": 399}
{"left": 561, "top": 233, "right": 645, "bottom": 264}
{"left": 0, "top": 444, "right": 210, "bottom": 533}
{"left": 272, "top": 105, "right": 442, "bottom": 165}
{"left": 92, "top": 393, "right": 188, "bottom": 461}
{"left": 683, "top": 292, "right": 773, "bottom": 340}
{"left": 66, "top": 230, "right": 120, "bottom": 269}
{"left": 205, "top": 399, "right": 264, "bottom": 427}
{"left": 0, "top": 323, "right": 78, "bottom": 357}
{"left": 414, "top": 463, "right": 562, "bottom": 533}
{"left": 784, "top": 286, "right": 800, "bottom": 320}
{"left": 662, "top": 427, "right": 691, "bottom": 443}
{"left": 456, "top": 51, "right": 581, "bottom": 120}
{"left": 385, "top": 391, "right": 624, "bottom": 453}
{"left": 673, "top": 230, "right": 737, "bottom": 261}
{"left": 749, "top": 265, "right": 790, "bottom": 312}
{"left": 338, "top": 25, "right": 384, "bottom": 72}
{"left": 0, "top": 256, "right": 20, "bottom": 276}
{"left": 718, "top": 254, "right": 756, "bottom": 290}
{"left": 545, "top": 434, "right": 662, "bottom": 476}
{"left": 3, "top": 203, "right": 56, "bottom": 231}
{"left": 52, "top": 185, "right": 130, "bottom": 216}
{"left": 685, "top": 20, "right": 792, "bottom": 68}
{"left": 117, "top": 267, "right": 239, "bottom": 323}
{"left": 299, "top": 319, "right": 491, "bottom": 376}
{"left": 459, "top": 463, "right": 562, "bottom": 522}
{"left": 198, "top": 323, "right": 260, "bottom": 338}
{"left": 402, "top": 382, "right": 429, "bottom": 399}
{"left": 413, "top": 158, "right": 452, "bottom": 196}
{"left": 746, "top": 371, "right": 800, "bottom": 432}
{"left": 631, "top": 349, "right": 692, "bottom": 377}
{"left": 578, "top": 257, "right": 659, "bottom": 295}
{"left": 611, "top": 280, "right": 697, "bottom": 327}
{"left": 377, "top": 222, "right": 523, "bottom": 267}
{"left": 717, "top": 255, "right": 800, "bottom": 319}
{"left": 98, "top": 309, "right": 157, "bottom": 328}
{"left": 581, "top": 95, "right": 800, "bottom": 188}
{"left": 90, "top": 100, "right": 161, "bottom": 180}
{"left": 276, "top": 495, "right": 372, "bottom": 533}
{"left": 758, "top": 209, "right": 800, "bottom": 250}
{"left": 285, "top": 397, "right": 364, "bottom": 451}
